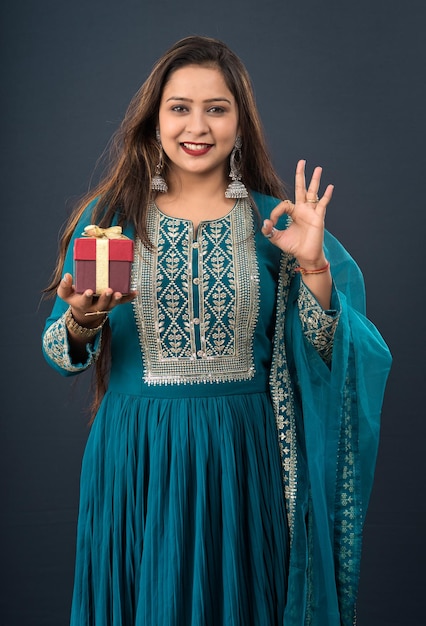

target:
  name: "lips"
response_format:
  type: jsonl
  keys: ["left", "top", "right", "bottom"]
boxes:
{"left": 181, "top": 142, "right": 213, "bottom": 156}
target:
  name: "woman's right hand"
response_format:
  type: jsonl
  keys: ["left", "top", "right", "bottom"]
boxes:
{"left": 57, "top": 273, "right": 137, "bottom": 328}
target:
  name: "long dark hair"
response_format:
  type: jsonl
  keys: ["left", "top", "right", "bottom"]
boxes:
{"left": 45, "top": 35, "right": 288, "bottom": 418}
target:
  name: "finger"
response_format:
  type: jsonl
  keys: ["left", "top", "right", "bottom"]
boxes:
{"left": 94, "top": 289, "right": 114, "bottom": 311}
{"left": 83, "top": 290, "right": 137, "bottom": 316}
{"left": 57, "top": 273, "right": 74, "bottom": 300}
{"left": 109, "top": 289, "right": 138, "bottom": 305}
{"left": 261, "top": 218, "right": 276, "bottom": 238}
{"left": 118, "top": 290, "right": 138, "bottom": 304}
{"left": 76, "top": 289, "right": 113, "bottom": 319}
{"left": 316, "top": 184, "right": 334, "bottom": 216}
{"left": 306, "top": 166, "right": 323, "bottom": 202}
{"left": 295, "top": 159, "right": 307, "bottom": 204}
{"left": 268, "top": 200, "right": 295, "bottom": 224}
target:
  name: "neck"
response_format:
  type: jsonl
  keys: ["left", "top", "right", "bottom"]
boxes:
{"left": 166, "top": 168, "right": 229, "bottom": 204}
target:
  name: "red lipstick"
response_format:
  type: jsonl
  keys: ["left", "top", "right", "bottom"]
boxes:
{"left": 180, "top": 143, "right": 213, "bottom": 156}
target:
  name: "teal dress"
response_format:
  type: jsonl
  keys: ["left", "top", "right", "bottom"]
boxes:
{"left": 42, "top": 193, "right": 391, "bottom": 626}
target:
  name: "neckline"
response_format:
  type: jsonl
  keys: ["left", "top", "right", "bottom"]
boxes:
{"left": 152, "top": 198, "right": 243, "bottom": 234}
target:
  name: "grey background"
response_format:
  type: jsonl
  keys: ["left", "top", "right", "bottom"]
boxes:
{"left": 1, "top": 1, "right": 424, "bottom": 624}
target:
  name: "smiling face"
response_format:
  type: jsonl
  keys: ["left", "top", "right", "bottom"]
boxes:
{"left": 157, "top": 65, "right": 239, "bottom": 185}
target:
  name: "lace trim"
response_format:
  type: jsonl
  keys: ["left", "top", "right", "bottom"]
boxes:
{"left": 335, "top": 369, "right": 362, "bottom": 625}
{"left": 297, "top": 281, "right": 340, "bottom": 363}
{"left": 42, "top": 312, "right": 100, "bottom": 372}
{"left": 269, "top": 253, "right": 298, "bottom": 540}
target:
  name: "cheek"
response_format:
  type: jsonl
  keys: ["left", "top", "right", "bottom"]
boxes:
{"left": 158, "top": 111, "right": 178, "bottom": 136}
{"left": 217, "top": 118, "right": 239, "bottom": 142}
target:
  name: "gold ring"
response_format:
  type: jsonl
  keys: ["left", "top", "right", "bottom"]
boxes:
{"left": 307, "top": 195, "right": 319, "bottom": 203}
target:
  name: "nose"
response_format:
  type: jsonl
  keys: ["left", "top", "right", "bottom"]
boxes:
{"left": 185, "top": 110, "right": 209, "bottom": 136}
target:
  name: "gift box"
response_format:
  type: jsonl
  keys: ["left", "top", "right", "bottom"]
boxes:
{"left": 74, "top": 225, "right": 134, "bottom": 294}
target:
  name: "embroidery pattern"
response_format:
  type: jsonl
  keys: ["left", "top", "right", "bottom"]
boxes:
{"left": 335, "top": 369, "right": 362, "bottom": 625}
{"left": 297, "top": 282, "right": 340, "bottom": 363}
{"left": 42, "top": 313, "right": 99, "bottom": 371}
{"left": 132, "top": 199, "right": 259, "bottom": 385}
{"left": 305, "top": 493, "right": 315, "bottom": 625}
{"left": 269, "top": 252, "right": 299, "bottom": 540}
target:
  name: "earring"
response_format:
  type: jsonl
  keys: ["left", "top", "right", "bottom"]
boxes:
{"left": 225, "top": 136, "right": 248, "bottom": 199}
{"left": 151, "top": 129, "right": 168, "bottom": 193}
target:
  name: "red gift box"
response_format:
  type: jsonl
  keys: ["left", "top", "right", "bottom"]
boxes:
{"left": 73, "top": 226, "right": 134, "bottom": 295}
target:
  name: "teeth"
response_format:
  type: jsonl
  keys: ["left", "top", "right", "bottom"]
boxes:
{"left": 183, "top": 143, "right": 210, "bottom": 150}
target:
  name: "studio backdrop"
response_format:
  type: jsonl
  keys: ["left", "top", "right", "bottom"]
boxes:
{"left": 1, "top": 1, "right": 424, "bottom": 625}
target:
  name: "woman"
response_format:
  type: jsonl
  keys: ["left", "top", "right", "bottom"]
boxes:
{"left": 43, "top": 35, "right": 391, "bottom": 626}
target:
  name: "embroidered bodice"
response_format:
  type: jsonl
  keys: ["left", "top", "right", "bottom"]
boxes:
{"left": 42, "top": 198, "right": 339, "bottom": 396}
{"left": 132, "top": 200, "right": 260, "bottom": 385}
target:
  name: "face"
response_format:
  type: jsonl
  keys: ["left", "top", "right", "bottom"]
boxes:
{"left": 157, "top": 65, "right": 239, "bottom": 182}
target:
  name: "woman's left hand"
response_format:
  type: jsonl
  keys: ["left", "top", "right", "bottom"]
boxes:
{"left": 261, "top": 159, "right": 334, "bottom": 269}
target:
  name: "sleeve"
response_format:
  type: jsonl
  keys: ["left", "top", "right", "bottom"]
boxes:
{"left": 297, "top": 280, "right": 341, "bottom": 363}
{"left": 41, "top": 199, "right": 104, "bottom": 377}
{"left": 42, "top": 309, "right": 103, "bottom": 375}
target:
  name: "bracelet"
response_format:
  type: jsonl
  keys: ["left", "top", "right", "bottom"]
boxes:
{"left": 64, "top": 306, "right": 108, "bottom": 339}
{"left": 295, "top": 261, "right": 330, "bottom": 275}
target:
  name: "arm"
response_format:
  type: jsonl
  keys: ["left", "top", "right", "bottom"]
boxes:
{"left": 43, "top": 275, "right": 135, "bottom": 376}
{"left": 42, "top": 206, "right": 136, "bottom": 375}
{"left": 297, "top": 280, "right": 340, "bottom": 363}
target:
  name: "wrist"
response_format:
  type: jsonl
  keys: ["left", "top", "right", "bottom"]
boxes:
{"left": 295, "top": 259, "right": 330, "bottom": 276}
{"left": 65, "top": 307, "right": 108, "bottom": 339}
{"left": 70, "top": 307, "right": 107, "bottom": 329}
{"left": 295, "top": 254, "right": 328, "bottom": 271}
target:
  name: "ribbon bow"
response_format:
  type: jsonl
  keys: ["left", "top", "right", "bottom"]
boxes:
{"left": 82, "top": 225, "right": 128, "bottom": 239}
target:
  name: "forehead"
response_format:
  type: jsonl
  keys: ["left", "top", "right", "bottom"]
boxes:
{"left": 161, "top": 65, "right": 234, "bottom": 100}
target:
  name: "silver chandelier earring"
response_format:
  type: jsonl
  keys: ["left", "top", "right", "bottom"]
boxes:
{"left": 151, "top": 129, "right": 168, "bottom": 193}
{"left": 225, "top": 136, "right": 248, "bottom": 199}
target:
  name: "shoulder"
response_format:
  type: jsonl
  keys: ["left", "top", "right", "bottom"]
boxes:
{"left": 72, "top": 196, "right": 103, "bottom": 231}
{"left": 250, "top": 191, "right": 282, "bottom": 219}
{"left": 77, "top": 197, "right": 134, "bottom": 236}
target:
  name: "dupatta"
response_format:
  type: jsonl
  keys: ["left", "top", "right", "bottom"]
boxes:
{"left": 267, "top": 222, "right": 391, "bottom": 625}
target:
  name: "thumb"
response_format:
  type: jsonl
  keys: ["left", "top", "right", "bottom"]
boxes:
{"left": 57, "top": 272, "right": 74, "bottom": 299}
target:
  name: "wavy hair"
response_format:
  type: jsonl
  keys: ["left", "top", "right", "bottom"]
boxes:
{"left": 44, "top": 35, "right": 288, "bottom": 417}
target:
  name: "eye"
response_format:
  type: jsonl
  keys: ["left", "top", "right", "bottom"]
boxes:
{"left": 207, "top": 106, "right": 226, "bottom": 114}
{"left": 171, "top": 105, "right": 188, "bottom": 113}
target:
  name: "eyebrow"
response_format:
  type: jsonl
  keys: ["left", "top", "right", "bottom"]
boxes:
{"left": 165, "top": 97, "right": 232, "bottom": 104}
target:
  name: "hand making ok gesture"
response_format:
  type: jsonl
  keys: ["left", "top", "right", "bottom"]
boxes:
{"left": 261, "top": 159, "right": 334, "bottom": 270}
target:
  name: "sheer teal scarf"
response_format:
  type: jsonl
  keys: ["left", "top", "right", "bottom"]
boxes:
{"left": 252, "top": 191, "right": 392, "bottom": 625}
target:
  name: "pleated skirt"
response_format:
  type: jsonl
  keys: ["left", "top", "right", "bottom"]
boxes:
{"left": 70, "top": 390, "right": 289, "bottom": 626}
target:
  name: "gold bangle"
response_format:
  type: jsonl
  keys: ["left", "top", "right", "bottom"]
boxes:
{"left": 294, "top": 261, "right": 330, "bottom": 275}
{"left": 64, "top": 306, "right": 108, "bottom": 338}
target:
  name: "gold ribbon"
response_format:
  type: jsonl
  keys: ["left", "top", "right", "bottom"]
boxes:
{"left": 82, "top": 225, "right": 128, "bottom": 239}
{"left": 95, "top": 239, "right": 109, "bottom": 293}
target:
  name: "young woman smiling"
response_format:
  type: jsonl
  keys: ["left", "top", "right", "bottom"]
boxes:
{"left": 43, "top": 36, "right": 391, "bottom": 626}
